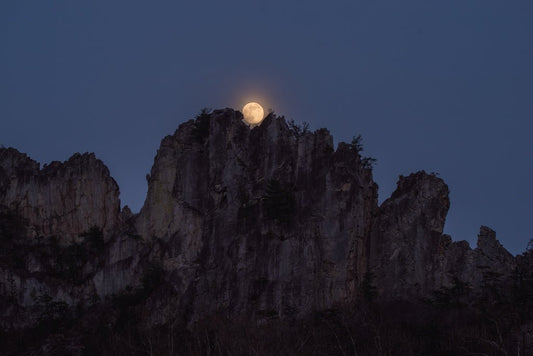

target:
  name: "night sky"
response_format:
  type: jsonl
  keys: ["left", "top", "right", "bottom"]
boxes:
{"left": 2, "top": 1, "right": 532, "bottom": 255}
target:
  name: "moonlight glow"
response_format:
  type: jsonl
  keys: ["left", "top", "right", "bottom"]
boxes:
{"left": 242, "top": 102, "right": 265, "bottom": 125}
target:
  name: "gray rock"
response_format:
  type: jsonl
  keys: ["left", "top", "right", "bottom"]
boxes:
{"left": 0, "top": 148, "right": 120, "bottom": 243}
{"left": 136, "top": 109, "right": 378, "bottom": 322}
{"left": 368, "top": 171, "right": 451, "bottom": 299}
{"left": 368, "top": 172, "right": 515, "bottom": 301}
{"left": 0, "top": 109, "right": 519, "bottom": 328}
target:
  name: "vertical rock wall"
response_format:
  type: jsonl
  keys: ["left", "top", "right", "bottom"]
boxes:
{"left": 0, "top": 148, "right": 120, "bottom": 242}
{"left": 369, "top": 172, "right": 515, "bottom": 300}
{"left": 136, "top": 109, "right": 378, "bottom": 320}
{"left": 369, "top": 172, "right": 451, "bottom": 298}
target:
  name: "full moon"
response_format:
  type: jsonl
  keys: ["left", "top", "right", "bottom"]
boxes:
{"left": 242, "top": 102, "right": 265, "bottom": 125}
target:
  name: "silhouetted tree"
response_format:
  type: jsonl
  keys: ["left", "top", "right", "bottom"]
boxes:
{"left": 287, "top": 119, "right": 310, "bottom": 137}
{"left": 361, "top": 157, "right": 377, "bottom": 169}
{"left": 349, "top": 134, "right": 377, "bottom": 169}
{"left": 192, "top": 108, "right": 211, "bottom": 142}
{"left": 350, "top": 135, "right": 364, "bottom": 153}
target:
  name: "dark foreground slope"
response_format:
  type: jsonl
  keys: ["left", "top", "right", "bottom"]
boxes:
{"left": 0, "top": 109, "right": 531, "bottom": 355}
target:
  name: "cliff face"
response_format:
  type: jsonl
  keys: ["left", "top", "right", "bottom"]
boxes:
{"left": 0, "top": 148, "right": 120, "bottom": 242}
{"left": 136, "top": 109, "right": 378, "bottom": 320}
{"left": 0, "top": 149, "right": 123, "bottom": 330}
{"left": 0, "top": 109, "right": 518, "bottom": 329}
{"left": 369, "top": 172, "right": 451, "bottom": 299}
{"left": 368, "top": 173, "right": 516, "bottom": 299}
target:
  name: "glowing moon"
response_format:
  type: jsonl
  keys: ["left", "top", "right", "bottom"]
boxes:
{"left": 242, "top": 102, "right": 265, "bottom": 125}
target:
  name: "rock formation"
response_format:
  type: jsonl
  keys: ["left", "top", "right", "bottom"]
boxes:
{"left": 0, "top": 148, "right": 120, "bottom": 242}
{"left": 368, "top": 173, "right": 516, "bottom": 300}
{"left": 0, "top": 108, "right": 520, "bottom": 331}
{"left": 368, "top": 171, "right": 451, "bottom": 299}
{"left": 136, "top": 109, "right": 378, "bottom": 321}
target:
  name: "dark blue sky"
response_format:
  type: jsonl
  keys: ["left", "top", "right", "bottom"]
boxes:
{"left": 2, "top": 1, "right": 532, "bottom": 254}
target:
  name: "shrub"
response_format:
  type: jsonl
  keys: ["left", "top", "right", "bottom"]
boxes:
{"left": 287, "top": 119, "right": 310, "bottom": 137}
{"left": 46, "top": 226, "right": 104, "bottom": 283}
{"left": 192, "top": 108, "right": 211, "bottom": 142}
{"left": 350, "top": 134, "right": 364, "bottom": 153}
{"left": 361, "top": 157, "right": 377, "bottom": 169}
{"left": 0, "top": 209, "right": 27, "bottom": 242}
{"left": 432, "top": 276, "right": 471, "bottom": 308}
{"left": 55, "top": 243, "right": 87, "bottom": 283}
{"left": 34, "top": 294, "right": 71, "bottom": 324}
{"left": 79, "top": 225, "right": 104, "bottom": 251}
{"left": 262, "top": 179, "right": 296, "bottom": 225}
{"left": 349, "top": 134, "right": 377, "bottom": 169}
{"left": 142, "top": 261, "right": 165, "bottom": 295}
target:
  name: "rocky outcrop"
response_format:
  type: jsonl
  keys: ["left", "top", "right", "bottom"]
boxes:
{"left": 0, "top": 109, "right": 518, "bottom": 331}
{"left": 0, "top": 148, "right": 120, "bottom": 242}
{"left": 0, "top": 149, "right": 133, "bottom": 330}
{"left": 443, "top": 225, "right": 516, "bottom": 292}
{"left": 136, "top": 109, "right": 378, "bottom": 321}
{"left": 368, "top": 172, "right": 515, "bottom": 300}
{"left": 474, "top": 225, "right": 515, "bottom": 275}
{"left": 369, "top": 172, "right": 451, "bottom": 299}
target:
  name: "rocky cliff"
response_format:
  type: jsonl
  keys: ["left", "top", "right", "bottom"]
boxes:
{"left": 368, "top": 172, "right": 516, "bottom": 300}
{"left": 0, "top": 109, "right": 519, "bottom": 330}
{"left": 0, "top": 149, "right": 120, "bottom": 242}
{"left": 136, "top": 109, "right": 378, "bottom": 321}
{"left": 369, "top": 171, "right": 451, "bottom": 299}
